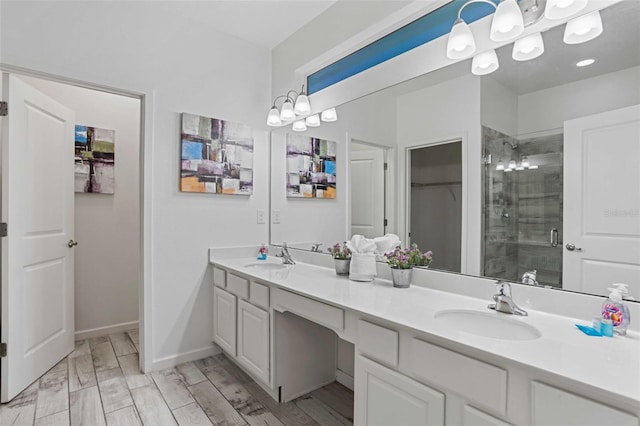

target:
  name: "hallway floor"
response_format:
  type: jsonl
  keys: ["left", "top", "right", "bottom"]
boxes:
{"left": 0, "top": 330, "right": 354, "bottom": 425}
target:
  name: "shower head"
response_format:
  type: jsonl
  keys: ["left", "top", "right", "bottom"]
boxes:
{"left": 503, "top": 140, "right": 518, "bottom": 150}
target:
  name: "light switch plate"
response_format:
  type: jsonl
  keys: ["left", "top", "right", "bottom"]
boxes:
{"left": 257, "top": 209, "right": 265, "bottom": 224}
{"left": 272, "top": 209, "right": 281, "bottom": 224}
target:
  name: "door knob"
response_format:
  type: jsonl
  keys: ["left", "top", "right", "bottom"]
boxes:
{"left": 565, "top": 243, "right": 582, "bottom": 252}
{"left": 68, "top": 240, "right": 78, "bottom": 248}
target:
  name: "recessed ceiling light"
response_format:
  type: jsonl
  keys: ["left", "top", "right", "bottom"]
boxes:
{"left": 576, "top": 59, "right": 595, "bottom": 67}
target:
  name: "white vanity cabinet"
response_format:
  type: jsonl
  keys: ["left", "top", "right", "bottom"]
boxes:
{"left": 531, "top": 382, "right": 638, "bottom": 426}
{"left": 212, "top": 286, "right": 237, "bottom": 356}
{"left": 210, "top": 258, "right": 640, "bottom": 426}
{"left": 237, "top": 299, "right": 270, "bottom": 384}
{"left": 212, "top": 272, "right": 272, "bottom": 388}
{"left": 355, "top": 354, "right": 445, "bottom": 426}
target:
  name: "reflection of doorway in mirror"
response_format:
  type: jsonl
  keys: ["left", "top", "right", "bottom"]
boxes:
{"left": 409, "top": 142, "right": 462, "bottom": 274}
{"left": 350, "top": 141, "right": 387, "bottom": 239}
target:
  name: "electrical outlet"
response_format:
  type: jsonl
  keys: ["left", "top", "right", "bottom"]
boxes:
{"left": 272, "top": 209, "right": 281, "bottom": 224}
{"left": 257, "top": 209, "right": 265, "bottom": 224}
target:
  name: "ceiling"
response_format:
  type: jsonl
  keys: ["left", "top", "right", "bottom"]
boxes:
{"left": 373, "top": 0, "right": 640, "bottom": 100}
{"left": 491, "top": 0, "right": 640, "bottom": 95}
{"left": 155, "top": 0, "right": 338, "bottom": 49}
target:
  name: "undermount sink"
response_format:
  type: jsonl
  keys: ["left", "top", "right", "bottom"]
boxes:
{"left": 434, "top": 309, "right": 541, "bottom": 341}
{"left": 244, "top": 263, "right": 289, "bottom": 271}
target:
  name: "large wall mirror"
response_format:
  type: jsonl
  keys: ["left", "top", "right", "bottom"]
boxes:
{"left": 270, "top": 0, "right": 640, "bottom": 299}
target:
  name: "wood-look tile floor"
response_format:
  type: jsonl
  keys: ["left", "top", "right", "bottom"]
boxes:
{"left": 1, "top": 330, "right": 354, "bottom": 426}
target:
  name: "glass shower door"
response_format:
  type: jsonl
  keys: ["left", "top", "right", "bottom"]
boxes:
{"left": 482, "top": 127, "right": 564, "bottom": 288}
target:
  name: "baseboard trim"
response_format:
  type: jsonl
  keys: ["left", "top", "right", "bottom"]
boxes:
{"left": 151, "top": 344, "right": 221, "bottom": 372}
{"left": 336, "top": 369, "right": 354, "bottom": 391}
{"left": 75, "top": 321, "right": 139, "bottom": 341}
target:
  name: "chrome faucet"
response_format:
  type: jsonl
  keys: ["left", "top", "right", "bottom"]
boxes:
{"left": 522, "top": 270, "right": 539, "bottom": 286}
{"left": 488, "top": 281, "right": 528, "bottom": 316}
{"left": 275, "top": 242, "right": 296, "bottom": 265}
{"left": 311, "top": 243, "right": 322, "bottom": 252}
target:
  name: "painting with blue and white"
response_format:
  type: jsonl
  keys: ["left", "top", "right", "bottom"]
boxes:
{"left": 180, "top": 113, "right": 254, "bottom": 195}
{"left": 286, "top": 133, "right": 337, "bottom": 199}
{"left": 75, "top": 125, "right": 115, "bottom": 194}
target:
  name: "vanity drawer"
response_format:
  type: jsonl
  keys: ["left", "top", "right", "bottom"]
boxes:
{"left": 213, "top": 267, "right": 226, "bottom": 288}
{"left": 531, "top": 382, "right": 638, "bottom": 426}
{"left": 409, "top": 338, "right": 507, "bottom": 416}
{"left": 272, "top": 288, "right": 344, "bottom": 331}
{"left": 357, "top": 320, "right": 398, "bottom": 367}
{"left": 226, "top": 273, "right": 249, "bottom": 299}
{"left": 250, "top": 281, "right": 270, "bottom": 309}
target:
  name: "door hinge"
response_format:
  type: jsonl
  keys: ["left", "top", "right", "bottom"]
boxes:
{"left": 384, "top": 219, "right": 388, "bottom": 226}
{"left": 0, "top": 343, "right": 6, "bottom": 357}
{"left": 384, "top": 162, "right": 388, "bottom": 171}
{"left": 0, "top": 101, "right": 7, "bottom": 117}
{"left": 1, "top": 223, "right": 6, "bottom": 237}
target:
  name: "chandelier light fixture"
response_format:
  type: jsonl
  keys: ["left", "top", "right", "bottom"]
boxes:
{"left": 563, "top": 10, "right": 602, "bottom": 44}
{"left": 447, "top": 0, "right": 604, "bottom": 77}
{"left": 496, "top": 156, "right": 538, "bottom": 171}
{"left": 266, "top": 85, "right": 338, "bottom": 131}
{"left": 544, "top": 0, "right": 588, "bottom": 20}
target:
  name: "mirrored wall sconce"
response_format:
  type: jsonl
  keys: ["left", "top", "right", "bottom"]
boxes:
{"left": 266, "top": 86, "right": 338, "bottom": 131}
{"left": 447, "top": 0, "right": 603, "bottom": 77}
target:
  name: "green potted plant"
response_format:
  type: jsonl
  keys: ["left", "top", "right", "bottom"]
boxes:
{"left": 384, "top": 244, "right": 433, "bottom": 288}
{"left": 328, "top": 242, "right": 352, "bottom": 275}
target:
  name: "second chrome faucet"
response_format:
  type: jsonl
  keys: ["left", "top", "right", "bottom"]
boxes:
{"left": 488, "top": 281, "right": 528, "bottom": 316}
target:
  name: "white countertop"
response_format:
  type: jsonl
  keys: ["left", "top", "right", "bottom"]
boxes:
{"left": 211, "top": 257, "right": 640, "bottom": 405}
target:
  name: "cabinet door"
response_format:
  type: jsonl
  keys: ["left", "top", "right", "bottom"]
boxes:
{"left": 531, "top": 382, "right": 638, "bottom": 426}
{"left": 237, "top": 300, "right": 270, "bottom": 384}
{"left": 462, "top": 405, "right": 512, "bottom": 426}
{"left": 355, "top": 355, "right": 444, "bottom": 426}
{"left": 213, "top": 286, "right": 237, "bottom": 356}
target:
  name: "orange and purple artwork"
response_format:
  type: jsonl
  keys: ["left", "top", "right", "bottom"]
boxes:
{"left": 180, "top": 113, "right": 253, "bottom": 195}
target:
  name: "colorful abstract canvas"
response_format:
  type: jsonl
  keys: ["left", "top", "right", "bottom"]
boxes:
{"left": 75, "top": 125, "right": 115, "bottom": 194}
{"left": 180, "top": 113, "right": 254, "bottom": 195}
{"left": 286, "top": 134, "right": 336, "bottom": 199}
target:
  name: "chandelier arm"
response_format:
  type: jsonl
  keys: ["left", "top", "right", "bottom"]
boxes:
{"left": 271, "top": 94, "right": 294, "bottom": 107}
{"left": 457, "top": 0, "right": 497, "bottom": 20}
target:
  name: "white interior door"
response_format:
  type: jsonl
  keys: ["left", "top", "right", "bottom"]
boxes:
{"left": 1, "top": 74, "right": 75, "bottom": 402}
{"left": 563, "top": 104, "right": 640, "bottom": 296}
{"left": 351, "top": 149, "right": 384, "bottom": 238}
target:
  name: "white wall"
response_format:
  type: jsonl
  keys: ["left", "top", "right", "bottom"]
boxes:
{"left": 396, "top": 74, "right": 482, "bottom": 275}
{"left": 517, "top": 66, "right": 640, "bottom": 135}
{"left": 1, "top": 1, "right": 271, "bottom": 368}
{"left": 21, "top": 76, "right": 140, "bottom": 335}
{"left": 481, "top": 76, "right": 518, "bottom": 137}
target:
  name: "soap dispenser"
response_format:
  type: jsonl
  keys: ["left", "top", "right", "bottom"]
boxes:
{"left": 602, "top": 283, "right": 631, "bottom": 336}
{"left": 257, "top": 243, "right": 268, "bottom": 261}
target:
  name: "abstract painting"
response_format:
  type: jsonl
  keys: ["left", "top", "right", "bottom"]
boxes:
{"left": 180, "top": 113, "right": 254, "bottom": 195}
{"left": 286, "top": 133, "right": 336, "bottom": 199}
{"left": 75, "top": 125, "right": 115, "bottom": 194}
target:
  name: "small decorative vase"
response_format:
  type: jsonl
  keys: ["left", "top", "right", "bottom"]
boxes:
{"left": 334, "top": 258, "right": 351, "bottom": 275}
{"left": 391, "top": 267, "right": 413, "bottom": 288}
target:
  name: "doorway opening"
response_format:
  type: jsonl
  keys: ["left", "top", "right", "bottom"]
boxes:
{"left": 408, "top": 141, "right": 462, "bottom": 273}
{"left": 0, "top": 71, "right": 144, "bottom": 402}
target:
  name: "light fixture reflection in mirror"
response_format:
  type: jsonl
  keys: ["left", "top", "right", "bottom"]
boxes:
{"left": 472, "top": 49, "right": 500, "bottom": 75}
{"left": 563, "top": 10, "right": 603, "bottom": 44}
